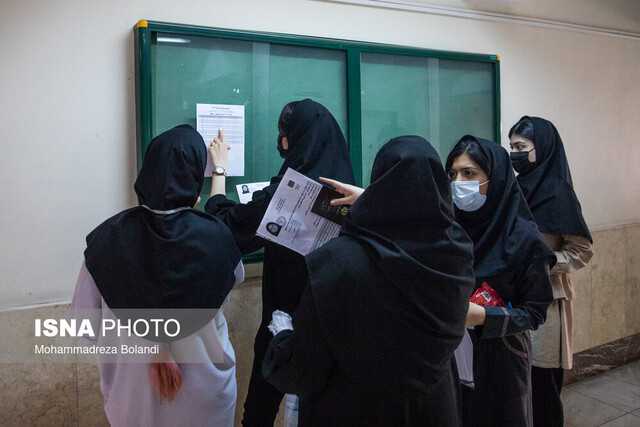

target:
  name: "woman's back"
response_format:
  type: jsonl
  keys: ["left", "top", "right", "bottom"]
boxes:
{"left": 264, "top": 136, "right": 475, "bottom": 426}
{"left": 72, "top": 125, "right": 243, "bottom": 426}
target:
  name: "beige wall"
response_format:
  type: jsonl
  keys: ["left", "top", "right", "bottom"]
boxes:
{"left": 572, "top": 225, "right": 640, "bottom": 352}
{"left": 334, "top": 0, "right": 640, "bottom": 35}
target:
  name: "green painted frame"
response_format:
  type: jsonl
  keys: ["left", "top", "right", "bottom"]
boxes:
{"left": 134, "top": 19, "right": 501, "bottom": 262}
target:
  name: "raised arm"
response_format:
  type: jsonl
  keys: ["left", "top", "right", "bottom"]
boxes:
{"left": 208, "top": 128, "right": 229, "bottom": 197}
{"left": 204, "top": 128, "right": 278, "bottom": 254}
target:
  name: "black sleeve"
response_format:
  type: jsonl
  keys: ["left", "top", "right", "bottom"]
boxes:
{"left": 481, "top": 259, "right": 554, "bottom": 338}
{"left": 262, "top": 284, "right": 335, "bottom": 397}
{"left": 204, "top": 184, "right": 278, "bottom": 255}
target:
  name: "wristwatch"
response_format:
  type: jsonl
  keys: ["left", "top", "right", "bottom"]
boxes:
{"left": 213, "top": 166, "right": 227, "bottom": 177}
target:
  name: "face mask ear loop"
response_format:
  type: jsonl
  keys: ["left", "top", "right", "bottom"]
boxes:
{"left": 479, "top": 180, "right": 490, "bottom": 187}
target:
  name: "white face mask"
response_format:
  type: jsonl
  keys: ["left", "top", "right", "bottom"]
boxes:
{"left": 451, "top": 180, "right": 489, "bottom": 212}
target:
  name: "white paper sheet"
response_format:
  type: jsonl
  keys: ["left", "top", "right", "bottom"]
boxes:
{"left": 454, "top": 329, "right": 474, "bottom": 388}
{"left": 256, "top": 168, "right": 343, "bottom": 256}
{"left": 236, "top": 181, "right": 270, "bottom": 204}
{"left": 196, "top": 103, "right": 245, "bottom": 177}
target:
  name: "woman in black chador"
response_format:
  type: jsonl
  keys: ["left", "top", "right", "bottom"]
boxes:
{"left": 262, "top": 136, "right": 476, "bottom": 426}
{"left": 445, "top": 136, "right": 555, "bottom": 427}
{"left": 509, "top": 117, "right": 593, "bottom": 426}
{"left": 206, "top": 99, "right": 355, "bottom": 426}
{"left": 72, "top": 125, "right": 243, "bottom": 426}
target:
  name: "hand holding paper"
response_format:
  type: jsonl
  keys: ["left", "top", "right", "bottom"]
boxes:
{"left": 256, "top": 168, "right": 349, "bottom": 255}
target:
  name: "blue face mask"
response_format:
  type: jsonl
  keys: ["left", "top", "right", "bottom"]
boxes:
{"left": 451, "top": 180, "right": 489, "bottom": 212}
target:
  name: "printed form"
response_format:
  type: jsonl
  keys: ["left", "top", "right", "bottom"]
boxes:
{"left": 196, "top": 103, "right": 245, "bottom": 177}
{"left": 256, "top": 168, "right": 349, "bottom": 255}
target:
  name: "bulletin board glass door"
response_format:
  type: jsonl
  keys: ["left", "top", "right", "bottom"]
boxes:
{"left": 135, "top": 20, "right": 500, "bottom": 262}
{"left": 151, "top": 33, "right": 347, "bottom": 200}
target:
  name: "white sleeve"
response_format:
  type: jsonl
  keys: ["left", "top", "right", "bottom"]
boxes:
{"left": 70, "top": 261, "right": 102, "bottom": 310}
{"left": 68, "top": 260, "right": 103, "bottom": 345}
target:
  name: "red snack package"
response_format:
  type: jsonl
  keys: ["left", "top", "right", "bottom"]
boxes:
{"left": 469, "top": 282, "right": 506, "bottom": 307}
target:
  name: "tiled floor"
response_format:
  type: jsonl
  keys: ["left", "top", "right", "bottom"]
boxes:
{"left": 563, "top": 359, "right": 640, "bottom": 426}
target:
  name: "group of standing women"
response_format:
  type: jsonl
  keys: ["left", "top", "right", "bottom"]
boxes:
{"left": 71, "top": 98, "right": 592, "bottom": 426}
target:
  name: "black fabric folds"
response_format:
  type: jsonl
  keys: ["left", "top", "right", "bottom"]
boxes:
{"left": 515, "top": 116, "right": 592, "bottom": 242}
{"left": 306, "top": 136, "right": 475, "bottom": 396}
{"left": 454, "top": 136, "right": 555, "bottom": 279}
{"left": 84, "top": 125, "right": 241, "bottom": 338}
{"left": 272, "top": 99, "right": 355, "bottom": 185}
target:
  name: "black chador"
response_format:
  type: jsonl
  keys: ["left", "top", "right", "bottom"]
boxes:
{"left": 85, "top": 125, "right": 241, "bottom": 339}
{"left": 453, "top": 137, "right": 555, "bottom": 427}
{"left": 205, "top": 99, "right": 355, "bottom": 425}
{"left": 515, "top": 116, "right": 592, "bottom": 242}
{"left": 263, "top": 136, "right": 475, "bottom": 426}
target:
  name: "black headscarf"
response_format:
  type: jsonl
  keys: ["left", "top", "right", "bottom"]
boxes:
{"left": 273, "top": 99, "right": 355, "bottom": 185}
{"left": 515, "top": 116, "right": 592, "bottom": 242}
{"left": 454, "top": 136, "right": 555, "bottom": 279}
{"left": 84, "top": 125, "right": 241, "bottom": 337}
{"left": 306, "top": 136, "right": 475, "bottom": 394}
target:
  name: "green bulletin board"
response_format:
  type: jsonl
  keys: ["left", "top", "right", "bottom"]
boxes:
{"left": 134, "top": 20, "right": 501, "bottom": 260}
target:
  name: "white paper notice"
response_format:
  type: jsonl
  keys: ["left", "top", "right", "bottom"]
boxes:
{"left": 236, "top": 182, "right": 270, "bottom": 204}
{"left": 256, "top": 168, "right": 345, "bottom": 256}
{"left": 196, "top": 103, "right": 245, "bottom": 177}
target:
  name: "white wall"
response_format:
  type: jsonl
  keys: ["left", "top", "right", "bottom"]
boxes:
{"left": 1, "top": 0, "right": 639, "bottom": 309}
{"left": 357, "top": 0, "right": 640, "bottom": 34}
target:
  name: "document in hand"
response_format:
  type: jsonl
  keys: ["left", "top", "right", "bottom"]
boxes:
{"left": 236, "top": 181, "right": 270, "bottom": 204}
{"left": 256, "top": 168, "right": 348, "bottom": 255}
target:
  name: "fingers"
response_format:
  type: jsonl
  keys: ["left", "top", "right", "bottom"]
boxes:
{"left": 208, "top": 133, "right": 229, "bottom": 169}
{"left": 330, "top": 196, "right": 351, "bottom": 206}
{"left": 211, "top": 128, "right": 228, "bottom": 147}
{"left": 319, "top": 177, "right": 342, "bottom": 189}
{"left": 209, "top": 140, "right": 231, "bottom": 151}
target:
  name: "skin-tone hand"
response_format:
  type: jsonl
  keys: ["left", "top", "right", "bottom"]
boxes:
{"left": 208, "top": 128, "right": 230, "bottom": 197}
{"left": 319, "top": 177, "right": 365, "bottom": 206}
{"left": 208, "top": 128, "right": 229, "bottom": 169}
{"left": 465, "top": 302, "right": 486, "bottom": 328}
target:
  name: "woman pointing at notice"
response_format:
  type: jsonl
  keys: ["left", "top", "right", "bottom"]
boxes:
{"left": 206, "top": 99, "right": 355, "bottom": 427}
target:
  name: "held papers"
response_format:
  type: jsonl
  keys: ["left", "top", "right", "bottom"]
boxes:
{"left": 236, "top": 182, "right": 270, "bottom": 204}
{"left": 196, "top": 103, "right": 245, "bottom": 177}
{"left": 256, "top": 168, "right": 349, "bottom": 256}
